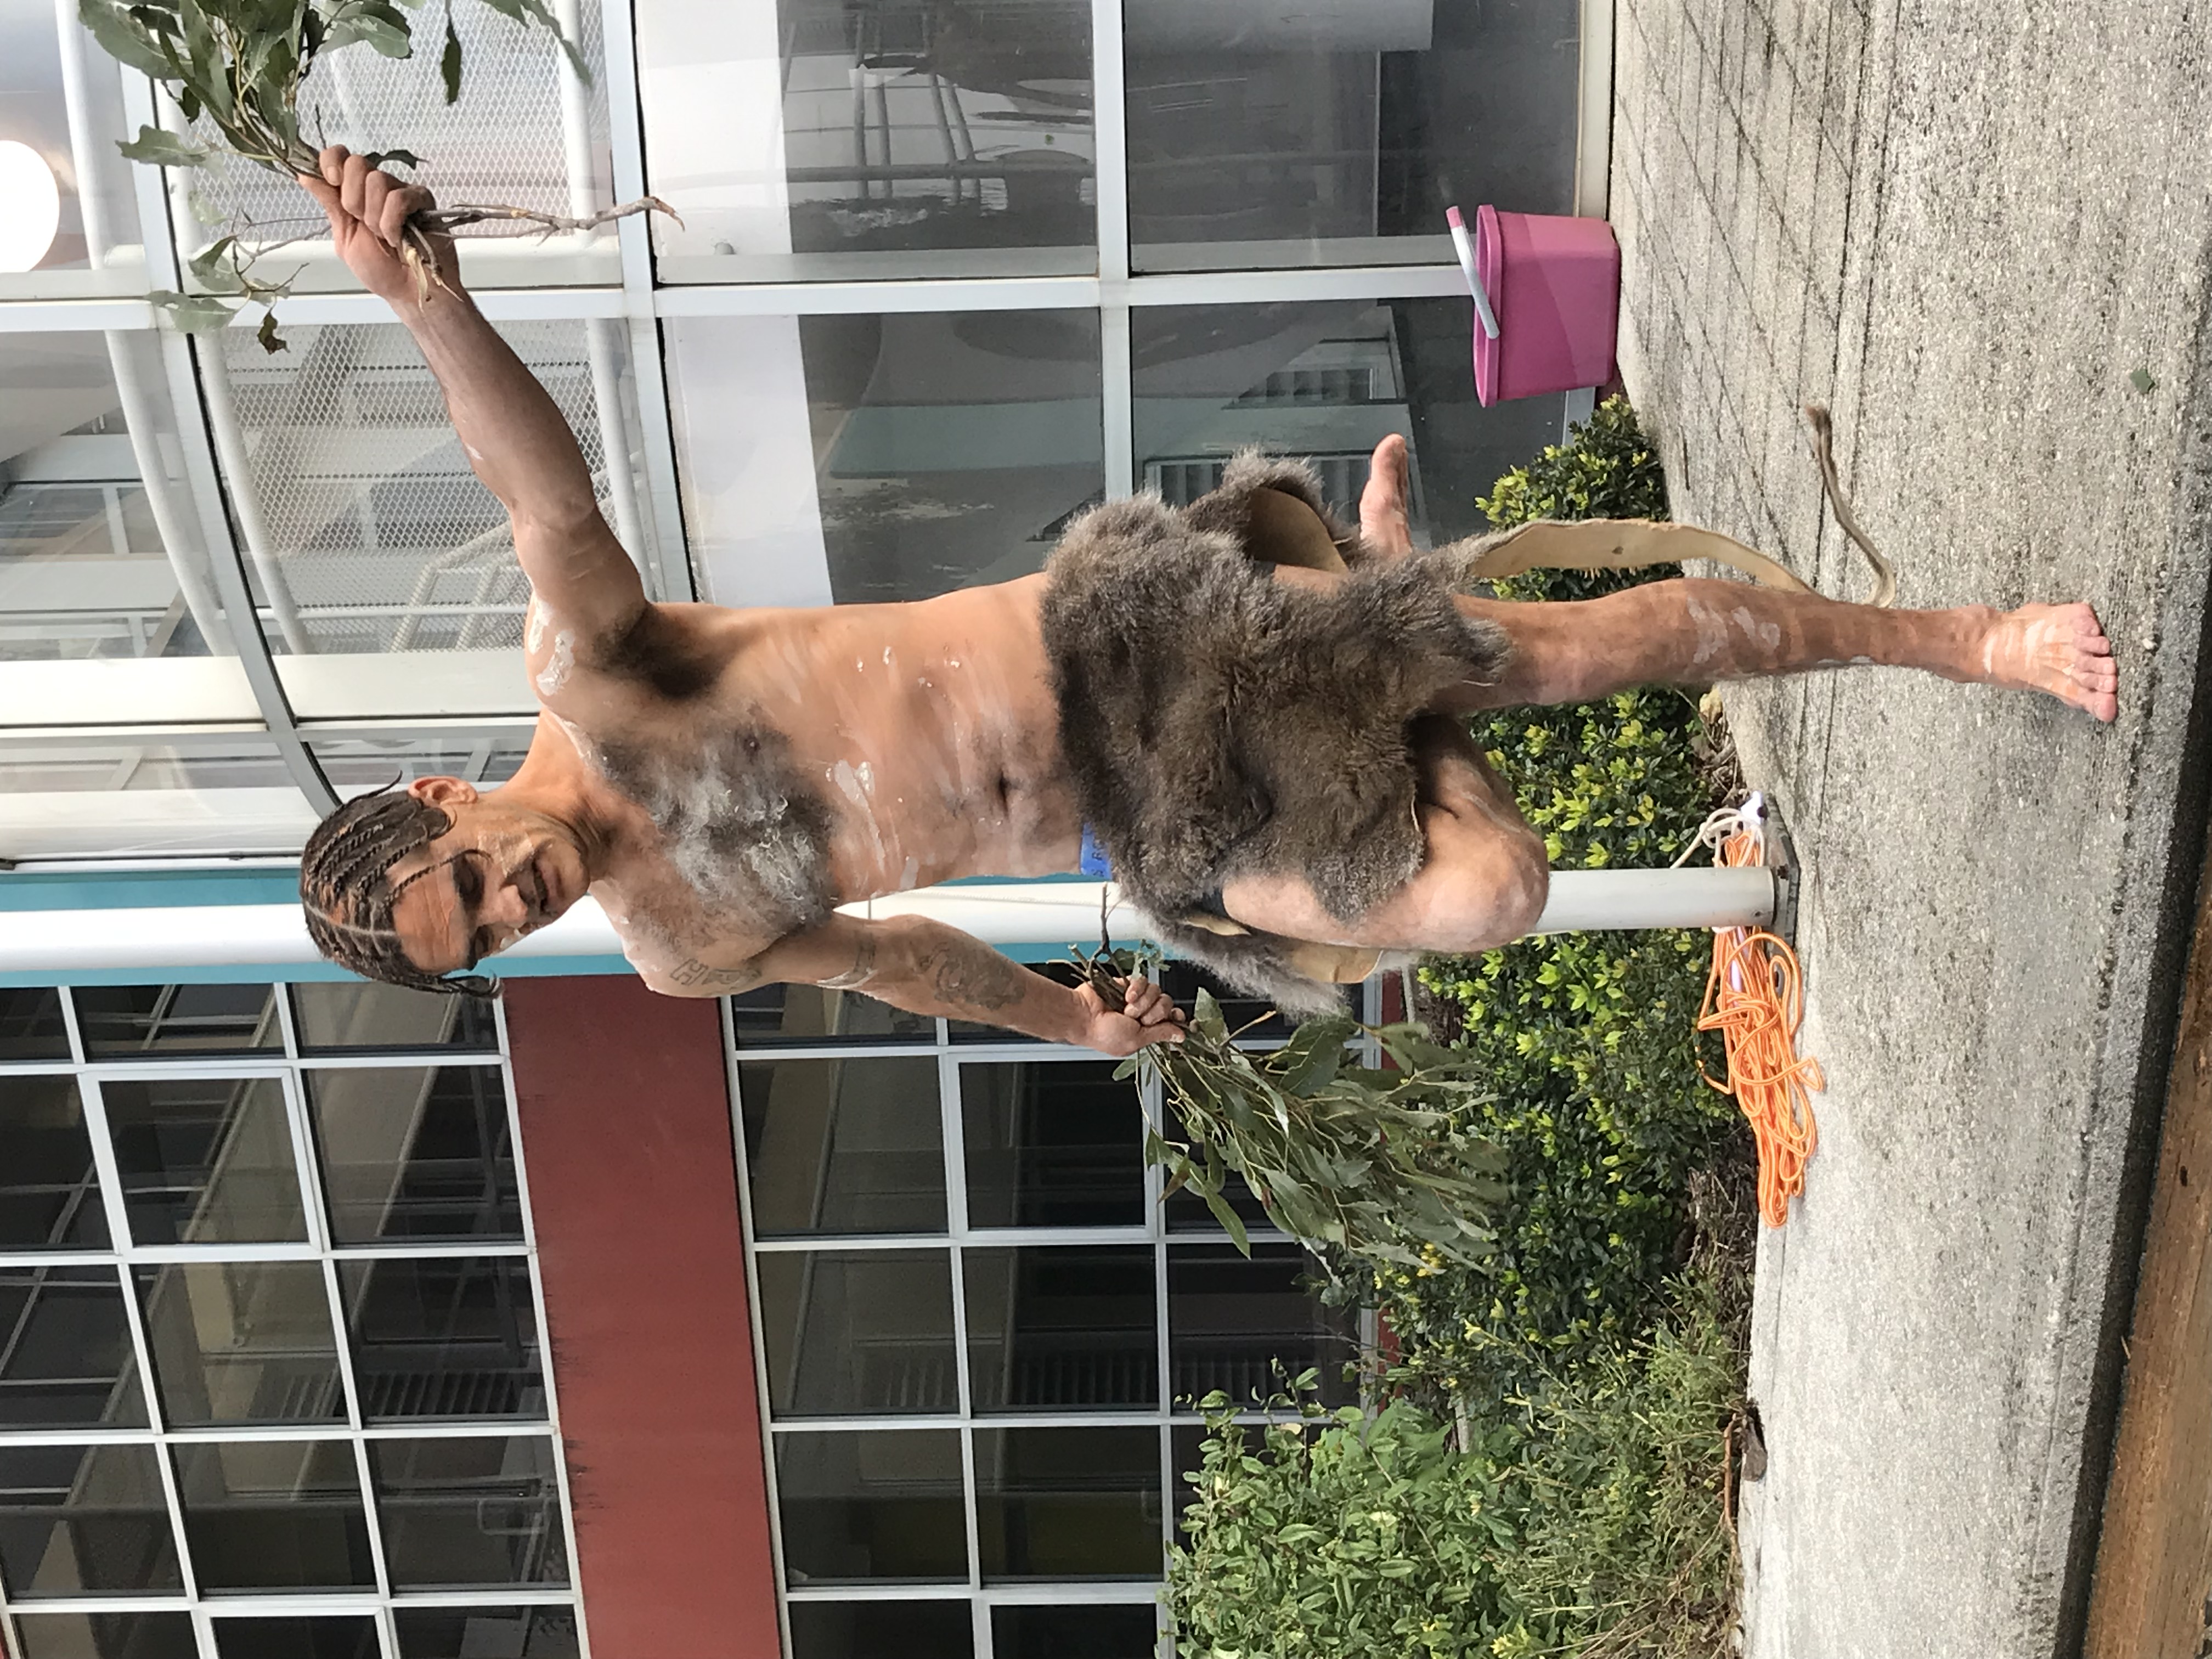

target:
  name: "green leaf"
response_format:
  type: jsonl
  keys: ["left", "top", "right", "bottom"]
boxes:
{"left": 80, "top": 0, "right": 178, "bottom": 75}
{"left": 438, "top": 5, "right": 462, "bottom": 101}
{"left": 116, "top": 123, "right": 210, "bottom": 168}
{"left": 364, "top": 147, "right": 421, "bottom": 168}
{"left": 187, "top": 235, "right": 246, "bottom": 292}
{"left": 323, "top": 7, "right": 412, "bottom": 55}
{"left": 146, "top": 289, "right": 237, "bottom": 332}
{"left": 255, "top": 309, "right": 289, "bottom": 353}
{"left": 2130, "top": 366, "right": 2157, "bottom": 395}
{"left": 1200, "top": 1184, "right": 1250, "bottom": 1256}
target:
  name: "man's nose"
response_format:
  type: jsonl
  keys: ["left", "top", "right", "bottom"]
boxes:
{"left": 482, "top": 876, "right": 531, "bottom": 927}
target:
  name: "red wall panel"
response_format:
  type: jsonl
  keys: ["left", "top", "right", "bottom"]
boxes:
{"left": 505, "top": 976, "right": 781, "bottom": 1659}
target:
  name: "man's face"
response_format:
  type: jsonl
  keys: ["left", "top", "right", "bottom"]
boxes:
{"left": 383, "top": 778, "right": 590, "bottom": 978}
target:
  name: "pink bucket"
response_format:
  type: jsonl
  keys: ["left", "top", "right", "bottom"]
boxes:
{"left": 1471, "top": 204, "right": 1621, "bottom": 406}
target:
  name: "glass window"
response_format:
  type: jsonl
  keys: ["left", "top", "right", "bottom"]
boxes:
{"left": 757, "top": 1250, "right": 957, "bottom": 1417}
{"left": 1124, "top": 0, "right": 1580, "bottom": 272}
{"left": 963, "top": 1246, "right": 1156, "bottom": 1411}
{"left": 133, "top": 1262, "right": 345, "bottom": 1427}
{"left": 170, "top": 1440, "right": 377, "bottom": 1593}
{"left": 789, "top": 1600, "right": 973, "bottom": 1659}
{"left": 290, "top": 979, "right": 502, "bottom": 1053}
{"left": 0, "top": 1442, "right": 181, "bottom": 1597}
{"left": 775, "top": 1429, "right": 967, "bottom": 1583}
{"left": 0, "top": 6, "right": 142, "bottom": 298}
{"left": 664, "top": 311, "right": 1103, "bottom": 607}
{"left": 0, "top": 1266, "right": 148, "bottom": 1431}
{"left": 367, "top": 1435, "right": 571, "bottom": 1590}
{"left": 740, "top": 1058, "right": 947, "bottom": 1237}
{"left": 10, "top": 1611, "right": 198, "bottom": 1659}
{"left": 210, "top": 1618, "right": 381, "bottom": 1659}
{"left": 307, "top": 1066, "right": 522, "bottom": 1244}
{"left": 312, "top": 733, "right": 532, "bottom": 806}
{"left": 0, "top": 1076, "right": 108, "bottom": 1249}
{"left": 640, "top": 0, "right": 1096, "bottom": 283}
{"left": 0, "top": 986, "right": 69, "bottom": 1060}
{"left": 961, "top": 1060, "right": 1142, "bottom": 1228}
{"left": 1166, "top": 1245, "right": 1357, "bottom": 1408}
{"left": 992, "top": 1602, "right": 1158, "bottom": 1659}
{"left": 74, "top": 985, "right": 280, "bottom": 1057}
{"left": 973, "top": 1427, "right": 1160, "bottom": 1581}
{"left": 338, "top": 1256, "right": 546, "bottom": 1423}
{"left": 392, "top": 1605, "right": 583, "bottom": 1659}
{"left": 0, "top": 740, "right": 311, "bottom": 861}
{"left": 101, "top": 1077, "right": 306, "bottom": 1246}
{"left": 730, "top": 983, "right": 935, "bottom": 1047}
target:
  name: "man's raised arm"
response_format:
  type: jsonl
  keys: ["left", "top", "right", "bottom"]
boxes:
{"left": 298, "top": 146, "right": 645, "bottom": 647}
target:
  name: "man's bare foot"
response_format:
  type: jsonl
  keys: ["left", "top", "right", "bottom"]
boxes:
{"left": 1359, "top": 433, "right": 1415, "bottom": 559}
{"left": 1976, "top": 601, "right": 2120, "bottom": 723}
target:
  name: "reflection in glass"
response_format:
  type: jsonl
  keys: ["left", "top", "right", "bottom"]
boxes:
{"left": 211, "top": 1617, "right": 380, "bottom": 1659}
{"left": 664, "top": 311, "right": 1103, "bottom": 608}
{"left": 0, "top": 987, "right": 69, "bottom": 1060}
{"left": 102, "top": 1077, "right": 304, "bottom": 1245}
{"left": 11, "top": 1611, "right": 198, "bottom": 1659}
{"left": 173, "top": 1441, "right": 375, "bottom": 1591}
{"left": 0, "top": 1443, "right": 180, "bottom": 1596}
{"left": 0, "top": 1076, "right": 108, "bottom": 1249}
{"left": 0, "top": 1267, "right": 146, "bottom": 1431}
{"left": 0, "top": 741, "right": 311, "bottom": 861}
{"left": 0, "top": 5, "right": 143, "bottom": 294}
{"left": 1167, "top": 1245, "right": 1357, "bottom": 1407}
{"left": 973, "top": 1427, "right": 1160, "bottom": 1580}
{"left": 729, "top": 983, "right": 935, "bottom": 1047}
{"left": 790, "top": 1600, "right": 973, "bottom": 1659}
{"left": 339, "top": 1256, "right": 545, "bottom": 1423}
{"left": 392, "top": 1605, "right": 582, "bottom": 1659}
{"left": 307, "top": 1066, "right": 522, "bottom": 1244}
{"left": 775, "top": 1429, "right": 966, "bottom": 1583}
{"left": 311, "top": 735, "right": 532, "bottom": 810}
{"left": 134, "top": 1262, "right": 343, "bottom": 1427}
{"left": 368, "top": 1435, "right": 570, "bottom": 1589}
{"left": 757, "top": 1251, "right": 957, "bottom": 1417}
{"left": 992, "top": 1603, "right": 1159, "bottom": 1659}
{"left": 75, "top": 985, "right": 279, "bottom": 1057}
{"left": 291, "top": 979, "right": 501, "bottom": 1052}
{"left": 740, "top": 1058, "right": 946, "bottom": 1236}
{"left": 964, "top": 1247, "right": 1156, "bottom": 1411}
{"left": 1125, "top": 0, "right": 1579, "bottom": 270}
{"left": 640, "top": 0, "right": 1095, "bottom": 282}
{"left": 961, "top": 1060, "right": 1141, "bottom": 1228}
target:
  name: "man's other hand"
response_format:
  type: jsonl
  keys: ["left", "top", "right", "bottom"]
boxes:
{"left": 1074, "top": 974, "right": 1188, "bottom": 1058}
{"left": 296, "top": 145, "right": 460, "bottom": 309}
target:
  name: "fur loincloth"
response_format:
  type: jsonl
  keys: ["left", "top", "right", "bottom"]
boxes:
{"left": 1040, "top": 453, "right": 1511, "bottom": 1015}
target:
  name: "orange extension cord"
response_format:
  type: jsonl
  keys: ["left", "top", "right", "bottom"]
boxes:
{"left": 1695, "top": 810, "right": 1824, "bottom": 1227}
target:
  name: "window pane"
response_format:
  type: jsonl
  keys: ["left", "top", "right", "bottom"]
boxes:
{"left": 1166, "top": 1245, "right": 1357, "bottom": 1408}
{"left": 211, "top": 1617, "right": 379, "bottom": 1659}
{"left": 307, "top": 1067, "right": 522, "bottom": 1244}
{"left": 961, "top": 1060, "right": 1141, "bottom": 1228}
{"left": 0, "top": 988, "right": 69, "bottom": 1060}
{"left": 74, "top": 985, "right": 279, "bottom": 1057}
{"left": 0, "top": 1443, "right": 180, "bottom": 1597}
{"left": 0, "top": 1266, "right": 148, "bottom": 1431}
{"left": 775, "top": 1430, "right": 966, "bottom": 1583}
{"left": 339, "top": 1257, "right": 546, "bottom": 1423}
{"left": 101, "top": 1077, "right": 305, "bottom": 1245}
{"left": 974, "top": 1427, "right": 1160, "bottom": 1581}
{"left": 964, "top": 1247, "right": 1156, "bottom": 1411}
{"left": 790, "top": 1600, "right": 972, "bottom": 1659}
{"left": 0, "top": 1076, "right": 108, "bottom": 1249}
{"left": 640, "top": 0, "right": 1096, "bottom": 283}
{"left": 134, "top": 1262, "right": 343, "bottom": 1427}
{"left": 1125, "top": 0, "right": 1579, "bottom": 271}
{"left": 291, "top": 980, "right": 500, "bottom": 1052}
{"left": 0, "top": 741, "right": 308, "bottom": 860}
{"left": 12, "top": 1611, "right": 198, "bottom": 1659}
{"left": 992, "top": 1604, "right": 1158, "bottom": 1659}
{"left": 171, "top": 1440, "right": 376, "bottom": 1593}
{"left": 757, "top": 1251, "right": 957, "bottom": 1417}
{"left": 741, "top": 1058, "right": 946, "bottom": 1237}
{"left": 392, "top": 1605, "right": 582, "bottom": 1659}
{"left": 730, "top": 984, "right": 935, "bottom": 1047}
{"left": 664, "top": 311, "right": 1103, "bottom": 607}
{"left": 368, "top": 1435, "right": 570, "bottom": 1590}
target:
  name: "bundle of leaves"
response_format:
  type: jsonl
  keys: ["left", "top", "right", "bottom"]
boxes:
{"left": 79, "top": 0, "right": 667, "bottom": 344}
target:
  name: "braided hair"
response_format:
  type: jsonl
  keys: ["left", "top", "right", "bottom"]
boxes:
{"left": 299, "top": 782, "right": 499, "bottom": 998}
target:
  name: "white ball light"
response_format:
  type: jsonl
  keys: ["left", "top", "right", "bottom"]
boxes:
{"left": 0, "top": 141, "right": 62, "bottom": 274}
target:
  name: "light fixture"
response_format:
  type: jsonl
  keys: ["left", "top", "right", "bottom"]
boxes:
{"left": 0, "top": 140, "right": 62, "bottom": 274}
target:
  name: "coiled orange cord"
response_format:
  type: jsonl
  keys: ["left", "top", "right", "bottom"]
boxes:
{"left": 1696, "top": 819, "right": 1824, "bottom": 1226}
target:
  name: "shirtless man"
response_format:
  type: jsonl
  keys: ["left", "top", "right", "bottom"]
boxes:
{"left": 294, "top": 149, "right": 2120, "bottom": 1056}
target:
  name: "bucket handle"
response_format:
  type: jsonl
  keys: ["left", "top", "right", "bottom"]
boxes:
{"left": 1446, "top": 206, "right": 1500, "bottom": 340}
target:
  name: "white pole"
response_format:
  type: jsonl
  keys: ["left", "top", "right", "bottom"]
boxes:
{"left": 197, "top": 343, "right": 317, "bottom": 655}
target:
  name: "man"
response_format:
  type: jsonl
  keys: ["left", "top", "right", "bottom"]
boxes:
{"left": 295, "top": 149, "right": 2120, "bottom": 1057}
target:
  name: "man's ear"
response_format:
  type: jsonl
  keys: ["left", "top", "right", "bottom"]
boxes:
{"left": 406, "top": 775, "right": 481, "bottom": 810}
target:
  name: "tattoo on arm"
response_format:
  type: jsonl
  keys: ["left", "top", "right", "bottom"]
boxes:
{"left": 666, "top": 957, "right": 768, "bottom": 991}
{"left": 916, "top": 941, "right": 1029, "bottom": 1014}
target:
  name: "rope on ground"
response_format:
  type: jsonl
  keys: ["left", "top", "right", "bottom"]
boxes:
{"left": 1684, "top": 796, "right": 1824, "bottom": 1226}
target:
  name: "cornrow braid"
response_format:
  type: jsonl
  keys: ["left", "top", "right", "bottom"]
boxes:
{"left": 299, "top": 782, "right": 499, "bottom": 998}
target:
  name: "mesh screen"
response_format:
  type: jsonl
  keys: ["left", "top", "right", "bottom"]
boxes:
{"left": 211, "top": 321, "right": 619, "bottom": 655}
